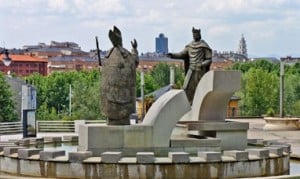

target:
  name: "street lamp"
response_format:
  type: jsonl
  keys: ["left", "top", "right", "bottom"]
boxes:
{"left": 1, "top": 49, "right": 12, "bottom": 76}
{"left": 1, "top": 49, "right": 12, "bottom": 66}
{"left": 279, "top": 57, "right": 288, "bottom": 118}
{"left": 140, "top": 68, "right": 145, "bottom": 120}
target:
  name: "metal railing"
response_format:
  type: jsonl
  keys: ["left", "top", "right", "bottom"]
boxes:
{"left": 0, "top": 122, "right": 22, "bottom": 135}
{"left": 37, "top": 121, "right": 75, "bottom": 132}
{"left": 37, "top": 120, "right": 106, "bottom": 132}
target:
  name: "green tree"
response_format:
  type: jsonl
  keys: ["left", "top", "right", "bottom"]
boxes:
{"left": 150, "top": 63, "right": 171, "bottom": 87}
{"left": 0, "top": 72, "right": 18, "bottom": 122}
{"left": 242, "top": 68, "right": 278, "bottom": 116}
{"left": 292, "top": 100, "right": 300, "bottom": 116}
{"left": 71, "top": 71, "right": 105, "bottom": 120}
{"left": 284, "top": 74, "right": 300, "bottom": 115}
{"left": 136, "top": 71, "right": 159, "bottom": 97}
{"left": 136, "top": 63, "right": 185, "bottom": 97}
{"left": 27, "top": 70, "right": 103, "bottom": 121}
{"left": 230, "top": 59, "right": 279, "bottom": 74}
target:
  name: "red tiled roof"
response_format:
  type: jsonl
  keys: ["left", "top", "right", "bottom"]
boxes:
{"left": 0, "top": 54, "right": 48, "bottom": 62}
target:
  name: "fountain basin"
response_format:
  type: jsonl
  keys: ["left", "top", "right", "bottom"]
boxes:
{"left": 263, "top": 117, "right": 300, "bottom": 131}
{"left": 0, "top": 147, "right": 290, "bottom": 178}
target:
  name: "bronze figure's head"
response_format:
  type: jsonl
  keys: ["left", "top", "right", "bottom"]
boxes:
{"left": 109, "top": 26, "right": 123, "bottom": 47}
{"left": 192, "top": 27, "right": 201, "bottom": 42}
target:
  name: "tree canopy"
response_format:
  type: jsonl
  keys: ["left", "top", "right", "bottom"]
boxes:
{"left": 0, "top": 72, "right": 18, "bottom": 122}
{"left": 230, "top": 59, "right": 300, "bottom": 116}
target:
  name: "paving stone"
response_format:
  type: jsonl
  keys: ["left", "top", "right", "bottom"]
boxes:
{"left": 265, "top": 147, "right": 283, "bottom": 156}
{"left": 136, "top": 152, "right": 155, "bottom": 164}
{"left": 18, "top": 148, "right": 42, "bottom": 159}
{"left": 3, "top": 146, "right": 26, "bottom": 156}
{"left": 246, "top": 148, "right": 269, "bottom": 159}
{"left": 198, "top": 151, "right": 221, "bottom": 162}
{"left": 168, "top": 152, "right": 189, "bottom": 163}
{"left": 270, "top": 144, "right": 291, "bottom": 153}
{"left": 223, "top": 150, "right": 249, "bottom": 161}
{"left": 69, "top": 151, "right": 93, "bottom": 163}
{"left": 40, "top": 150, "right": 65, "bottom": 161}
{"left": 101, "top": 151, "right": 122, "bottom": 163}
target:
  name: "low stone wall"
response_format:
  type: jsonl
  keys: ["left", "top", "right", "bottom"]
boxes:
{"left": 0, "top": 146, "right": 290, "bottom": 178}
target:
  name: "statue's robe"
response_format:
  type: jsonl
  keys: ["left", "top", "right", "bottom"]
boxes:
{"left": 101, "top": 46, "right": 138, "bottom": 125}
{"left": 172, "top": 40, "right": 212, "bottom": 104}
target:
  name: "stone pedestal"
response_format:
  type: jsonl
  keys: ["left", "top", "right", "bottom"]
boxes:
{"left": 79, "top": 90, "right": 191, "bottom": 156}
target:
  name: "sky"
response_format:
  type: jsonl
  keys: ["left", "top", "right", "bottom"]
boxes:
{"left": 1, "top": 0, "right": 300, "bottom": 57}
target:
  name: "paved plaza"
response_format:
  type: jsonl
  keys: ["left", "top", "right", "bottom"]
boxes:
{"left": 228, "top": 118, "right": 300, "bottom": 159}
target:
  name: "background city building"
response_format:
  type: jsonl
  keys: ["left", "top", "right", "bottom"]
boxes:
{"left": 139, "top": 53, "right": 183, "bottom": 71}
{"left": 0, "top": 54, "right": 47, "bottom": 76}
{"left": 238, "top": 34, "right": 248, "bottom": 58}
{"left": 23, "top": 41, "right": 88, "bottom": 59}
{"left": 47, "top": 55, "right": 98, "bottom": 74}
{"left": 155, "top": 33, "right": 168, "bottom": 54}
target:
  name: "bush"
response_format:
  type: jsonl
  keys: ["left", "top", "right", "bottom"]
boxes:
{"left": 266, "top": 108, "right": 275, "bottom": 117}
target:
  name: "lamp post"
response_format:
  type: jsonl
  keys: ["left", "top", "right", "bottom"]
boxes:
{"left": 1, "top": 49, "right": 12, "bottom": 74}
{"left": 279, "top": 57, "right": 286, "bottom": 118}
{"left": 170, "top": 66, "right": 175, "bottom": 87}
{"left": 140, "top": 68, "right": 145, "bottom": 120}
{"left": 69, "top": 84, "right": 72, "bottom": 116}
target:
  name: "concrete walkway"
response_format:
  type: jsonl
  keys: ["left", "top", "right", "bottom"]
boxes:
{"left": 228, "top": 118, "right": 300, "bottom": 159}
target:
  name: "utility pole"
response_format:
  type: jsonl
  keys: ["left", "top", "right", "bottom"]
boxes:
{"left": 69, "top": 84, "right": 72, "bottom": 116}
{"left": 280, "top": 58, "right": 285, "bottom": 118}
{"left": 170, "top": 66, "right": 175, "bottom": 87}
{"left": 141, "top": 70, "right": 145, "bottom": 120}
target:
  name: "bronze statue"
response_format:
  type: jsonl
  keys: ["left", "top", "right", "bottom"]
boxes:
{"left": 101, "top": 26, "right": 139, "bottom": 125}
{"left": 167, "top": 27, "right": 212, "bottom": 104}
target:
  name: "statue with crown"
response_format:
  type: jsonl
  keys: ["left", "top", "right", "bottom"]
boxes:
{"left": 167, "top": 27, "right": 212, "bottom": 104}
{"left": 101, "top": 26, "right": 139, "bottom": 125}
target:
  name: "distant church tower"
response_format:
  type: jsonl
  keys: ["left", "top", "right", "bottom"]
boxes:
{"left": 238, "top": 34, "right": 247, "bottom": 57}
{"left": 155, "top": 33, "right": 168, "bottom": 54}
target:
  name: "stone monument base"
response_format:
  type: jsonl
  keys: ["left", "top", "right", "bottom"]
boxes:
{"left": 178, "top": 121, "right": 249, "bottom": 150}
{"left": 78, "top": 123, "right": 221, "bottom": 156}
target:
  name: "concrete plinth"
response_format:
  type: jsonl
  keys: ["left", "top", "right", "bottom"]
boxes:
{"left": 198, "top": 151, "right": 222, "bottom": 162}
{"left": 3, "top": 146, "right": 26, "bottom": 156}
{"left": 18, "top": 148, "right": 41, "bottom": 159}
{"left": 69, "top": 151, "right": 93, "bottom": 163}
{"left": 101, "top": 152, "right": 122, "bottom": 163}
{"left": 182, "top": 121, "right": 249, "bottom": 150}
{"left": 168, "top": 152, "right": 189, "bottom": 163}
{"left": 40, "top": 150, "right": 65, "bottom": 161}
{"left": 136, "top": 152, "right": 155, "bottom": 163}
{"left": 223, "top": 150, "right": 249, "bottom": 161}
{"left": 246, "top": 148, "right": 269, "bottom": 159}
{"left": 79, "top": 90, "right": 191, "bottom": 156}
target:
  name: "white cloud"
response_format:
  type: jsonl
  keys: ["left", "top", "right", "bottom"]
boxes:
{"left": 1, "top": 0, "right": 300, "bottom": 56}
{"left": 47, "top": 0, "right": 69, "bottom": 12}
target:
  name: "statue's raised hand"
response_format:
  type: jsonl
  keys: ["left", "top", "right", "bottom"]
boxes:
{"left": 131, "top": 39, "right": 137, "bottom": 49}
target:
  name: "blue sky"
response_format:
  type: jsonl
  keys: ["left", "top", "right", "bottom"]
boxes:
{"left": 1, "top": 0, "right": 300, "bottom": 57}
